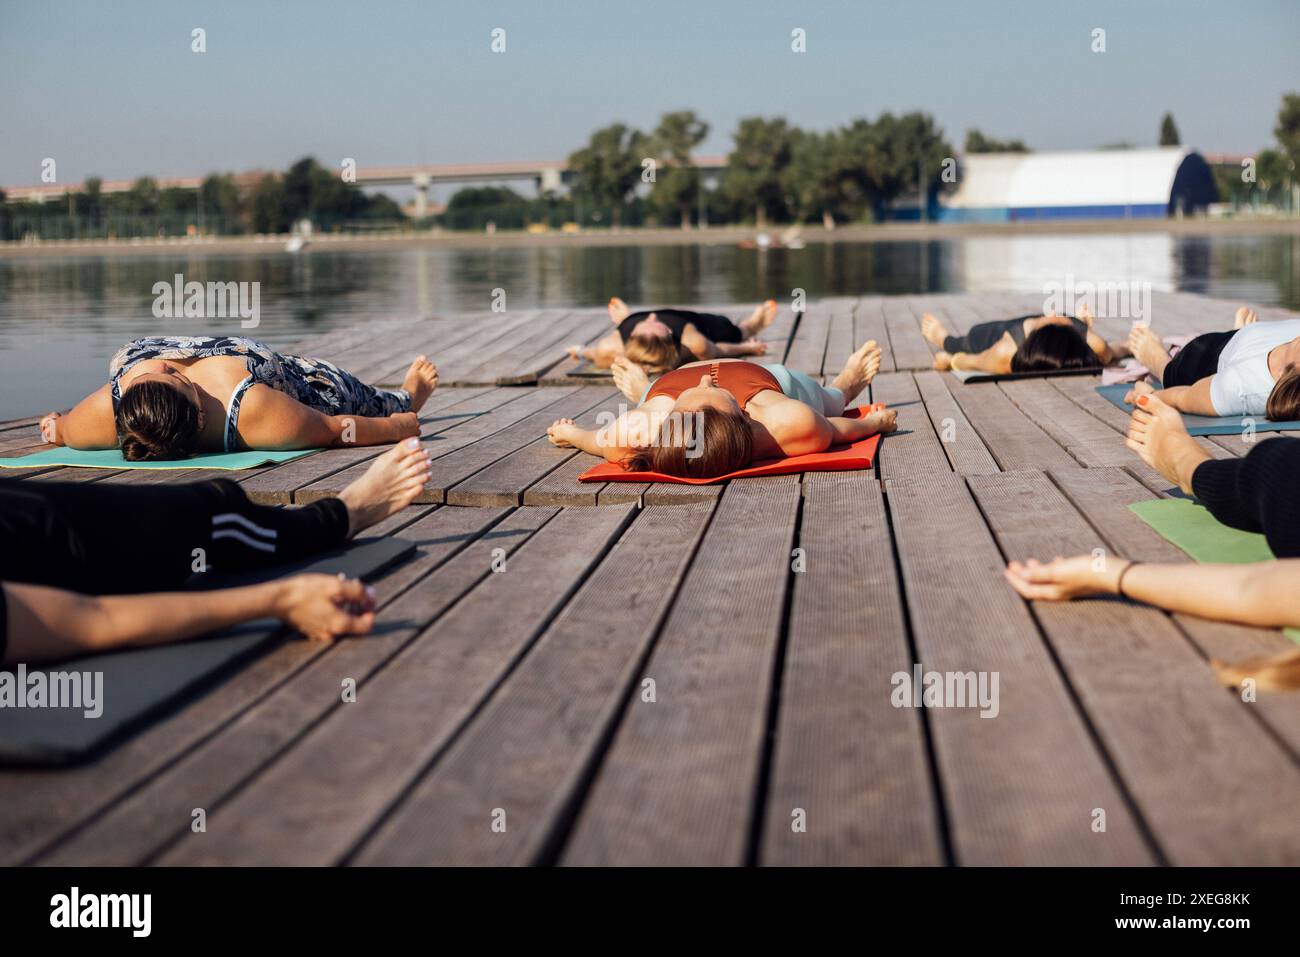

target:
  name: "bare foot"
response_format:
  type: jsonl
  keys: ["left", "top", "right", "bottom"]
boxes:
{"left": 608, "top": 297, "right": 631, "bottom": 324}
{"left": 611, "top": 356, "right": 651, "bottom": 403}
{"left": 337, "top": 438, "right": 432, "bottom": 537}
{"left": 920, "top": 312, "right": 950, "bottom": 348}
{"left": 1127, "top": 324, "right": 1170, "bottom": 379}
{"left": 831, "top": 340, "right": 883, "bottom": 403}
{"left": 1235, "top": 306, "right": 1258, "bottom": 329}
{"left": 862, "top": 408, "right": 898, "bottom": 434}
{"left": 740, "top": 299, "right": 778, "bottom": 337}
{"left": 1125, "top": 393, "right": 1210, "bottom": 493}
{"left": 932, "top": 350, "right": 953, "bottom": 371}
{"left": 1078, "top": 301, "right": 1094, "bottom": 326}
{"left": 402, "top": 356, "right": 439, "bottom": 412}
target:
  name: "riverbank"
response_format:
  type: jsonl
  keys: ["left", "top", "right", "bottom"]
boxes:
{"left": 2, "top": 215, "right": 1298, "bottom": 259}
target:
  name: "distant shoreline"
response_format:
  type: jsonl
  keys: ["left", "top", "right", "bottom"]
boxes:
{"left": 1, "top": 216, "right": 1297, "bottom": 259}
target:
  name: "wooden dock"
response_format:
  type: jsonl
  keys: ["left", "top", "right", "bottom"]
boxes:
{"left": 2, "top": 291, "right": 1299, "bottom": 866}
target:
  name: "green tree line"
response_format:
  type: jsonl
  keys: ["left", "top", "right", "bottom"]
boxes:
{"left": 0, "top": 157, "right": 403, "bottom": 242}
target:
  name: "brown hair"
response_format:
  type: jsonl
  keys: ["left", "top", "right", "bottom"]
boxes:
{"left": 624, "top": 334, "right": 691, "bottom": 377}
{"left": 623, "top": 407, "right": 752, "bottom": 478}
{"left": 1010, "top": 324, "right": 1102, "bottom": 373}
{"left": 1266, "top": 364, "right": 1300, "bottom": 422}
{"left": 116, "top": 380, "right": 202, "bottom": 461}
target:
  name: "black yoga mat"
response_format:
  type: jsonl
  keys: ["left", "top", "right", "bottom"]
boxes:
{"left": 949, "top": 366, "right": 1101, "bottom": 384}
{"left": 0, "top": 535, "right": 414, "bottom": 766}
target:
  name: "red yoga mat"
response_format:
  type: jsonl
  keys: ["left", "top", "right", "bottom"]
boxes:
{"left": 579, "top": 403, "right": 886, "bottom": 486}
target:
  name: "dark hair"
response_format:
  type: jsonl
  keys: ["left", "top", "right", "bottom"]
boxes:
{"left": 623, "top": 407, "right": 752, "bottom": 478}
{"left": 1010, "top": 324, "right": 1102, "bottom": 374}
{"left": 1267, "top": 364, "right": 1300, "bottom": 422}
{"left": 624, "top": 334, "right": 691, "bottom": 377}
{"left": 116, "top": 380, "right": 201, "bottom": 461}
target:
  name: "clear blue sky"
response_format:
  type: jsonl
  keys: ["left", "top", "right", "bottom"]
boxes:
{"left": 1, "top": 0, "right": 1296, "bottom": 186}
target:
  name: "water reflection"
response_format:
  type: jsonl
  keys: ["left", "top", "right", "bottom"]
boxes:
{"left": 0, "top": 231, "right": 1296, "bottom": 419}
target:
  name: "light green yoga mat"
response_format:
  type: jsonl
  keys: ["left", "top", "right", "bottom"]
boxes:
{"left": 1129, "top": 498, "right": 1299, "bottom": 641}
{"left": 0, "top": 447, "right": 315, "bottom": 470}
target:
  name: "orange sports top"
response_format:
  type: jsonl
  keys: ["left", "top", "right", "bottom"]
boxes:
{"left": 644, "top": 361, "right": 780, "bottom": 410}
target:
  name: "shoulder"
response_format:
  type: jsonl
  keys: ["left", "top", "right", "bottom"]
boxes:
{"left": 755, "top": 395, "right": 825, "bottom": 438}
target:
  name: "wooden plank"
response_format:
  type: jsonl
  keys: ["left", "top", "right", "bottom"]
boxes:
{"left": 754, "top": 303, "right": 798, "bottom": 366}
{"left": 761, "top": 473, "right": 942, "bottom": 865}
{"left": 42, "top": 505, "right": 546, "bottom": 865}
{"left": 446, "top": 388, "right": 619, "bottom": 506}
{"left": 642, "top": 480, "right": 724, "bottom": 506}
{"left": 449, "top": 310, "right": 591, "bottom": 386}
{"left": 294, "top": 386, "right": 582, "bottom": 504}
{"left": 821, "top": 302, "right": 857, "bottom": 377}
{"left": 494, "top": 313, "right": 610, "bottom": 386}
{"left": 971, "top": 469, "right": 1300, "bottom": 865}
{"left": 158, "top": 504, "right": 634, "bottom": 866}
{"left": 236, "top": 385, "right": 503, "bottom": 504}
{"left": 1048, "top": 465, "right": 1300, "bottom": 757}
{"left": 353, "top": 503, "right": 716, "bottom": 865}
{"left": 886, "top": 471, "right": 1150, "bottom": 864}
{"left": 999, "top": 377, "right": 1135, "bottom": 467}
{"left": 562, "top": 476, "right": 801, "bottom": 865}
{"left": 427, "top": 389, "right": 610, "bottom": 504}
{"left": 940, "top": 376, "right": 1080, "bottom": 471}
{"left": 853, "top": 298, "right": 895, "bottom": 373}
{"left": 869, "top": 372, "right": 951, "bottom": 480}
{"left": 372, "top": 311, "right": 538, "bottom": 385}
{"left": 883, "top": 297, "right": 935, "bottom": 371}
{"left": 783, "top": 306, "right": 832, "bottom": 377}
{"left": 913, "top": 371, "right": 1000, "bottom": 475}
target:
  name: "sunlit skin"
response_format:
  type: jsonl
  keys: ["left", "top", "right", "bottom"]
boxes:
{"left": 569, "top": 298, "right": 776, "bottom": 369}
{"left": 1003, "top": 554, "right": 1300, "bottom": 637}
{"left": 39, "top": 353, "right": 438, "bottom": 452}
{"left": 547, "top": 343, "right": 897, "bottom": 465}
{"left": 2, "top": 573, "right": 378, "bottom": 666}
{"left": 923, "top": 304, "right": 1123, "bottom": 374}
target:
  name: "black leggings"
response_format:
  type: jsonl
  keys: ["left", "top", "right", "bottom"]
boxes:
{"left": 0, "top": 478, "right": 349, "bottom": 596}
{"left": 1161, "top": 331, "right": 1234, "bottom": 388}
{"left": 1191, "top": 437, "right": 1300, "bottom": 558}
{"left": 618, "top": 309, "right": 745, "bottom": 345}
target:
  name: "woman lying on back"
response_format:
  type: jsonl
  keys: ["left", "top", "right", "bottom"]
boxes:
{"left": 41, "top": 335, "right": 439, "bottom": 460}
{"left": 546, "top": 342, "right": 897, "bottom": 479}
{"left": 921, "top": 307, "right": 1119, "bottom": 375}
{"left": 571, "top": 298, "right": 777, "bottom": 376}
{"left": 1123, "top": 307, "right": 1300, "bottom": 421}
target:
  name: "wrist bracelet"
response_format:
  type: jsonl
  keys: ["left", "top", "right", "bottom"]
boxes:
{"left": 1116, "top": 560, "right": 1140, "bottom": 597}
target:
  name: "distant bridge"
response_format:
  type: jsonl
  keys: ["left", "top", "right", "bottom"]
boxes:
{"left": 2, "top": 156, "right": 729, "bottom": 217}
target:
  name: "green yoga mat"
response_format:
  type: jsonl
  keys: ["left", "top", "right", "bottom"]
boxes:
{"left": 1129, "top": 498, "right": 1299, "bottom": 641}
{"left": 0, "top": 447, "right": 315, "bottom": 470}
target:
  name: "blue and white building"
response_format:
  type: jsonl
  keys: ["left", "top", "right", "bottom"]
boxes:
{"left": 935, "top": 147, "right": 1218, "bottom": 222}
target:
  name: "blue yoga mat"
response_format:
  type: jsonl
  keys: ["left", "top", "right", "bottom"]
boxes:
{"left": 1095, "top": 384, "right": 1300, "bottom": 437}
{"left": 0, "top": 446, "right": 316, "bottom": 470}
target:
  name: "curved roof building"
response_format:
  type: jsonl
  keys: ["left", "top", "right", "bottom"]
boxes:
{"left": 937, "top": 147, "right": 1218, "bottom": 222}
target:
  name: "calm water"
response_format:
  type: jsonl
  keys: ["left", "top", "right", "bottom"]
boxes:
{"left": 0, "top": 231, "right": 1297, "bottom": 420}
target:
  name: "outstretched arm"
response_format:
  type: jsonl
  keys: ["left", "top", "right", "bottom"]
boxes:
{"left": 2, "top": 575, "right": 375, "bottom": 665}
{"left": 239, "top": 386, "right": 419, "bottom": 450}
{"left": 680, "top": 326, "right": 765, "bottom": 360}
{"left": 1005, "top": 555, "right": 1300, "bottom": 630}
{"left": 41, "top": 384, "right": 118, "bottom": 449}
{"left": 1125, "top": 377, "right": 1217, "bottom": 416}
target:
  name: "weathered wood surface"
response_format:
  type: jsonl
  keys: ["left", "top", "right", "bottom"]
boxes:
{"left": 3, "top": 291, "right": 1299, "bottom": 866}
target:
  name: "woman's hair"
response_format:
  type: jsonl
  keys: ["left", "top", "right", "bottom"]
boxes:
{"left": 116, "top": 380, "right": 202, "bottom": 461}
{"left": 624, "top": 334, "right": 691, "bottom": 377}
{"left": 623, "top": 407, "right": 752, "bottom": 478}
{"left": 1010, "top": 324, "right": 1102, "bottom": 374}
{"left": 1266, "top": 364, "right": 1300, "bottom": 421}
